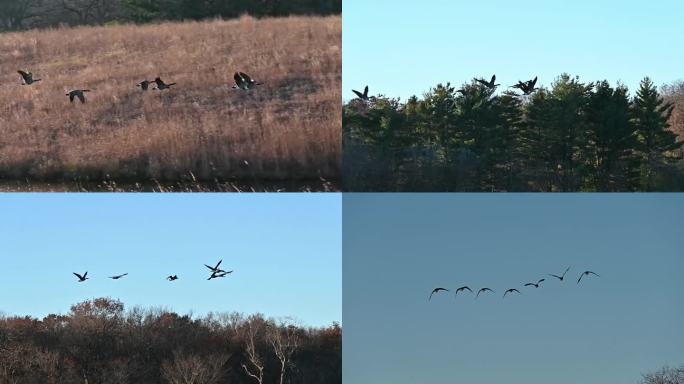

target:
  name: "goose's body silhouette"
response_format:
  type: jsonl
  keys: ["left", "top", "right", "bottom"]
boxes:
{"left": 18, "top": 70, "right": 41, "bottom": 85}
{"left": 208, "top": 270, "right": 233, "bottom": 280}
{"left": 204, "top": 259, "right": 225, "bottom": 273}
{"left": 503, "top": 288, "right": 521, "bottom": 298}
{"left": 577, "top": 271, "right": 600, "bottom": 284}
{"left": 524, "top": 278, "right": 545, "bottom": 288}
{"left": 352, "top": 86, "right": 369, "bottom": 100}
{"left": 109, "top": 273, "right": 128, "bottom": 280}
{"left": 154, "top": 77, "right": 176, "bottom": 90}
{"left": 66, "top": 89, "right": 90, "bottom": 103}
{"left": 429, "top": 287, "right": 449, "bottom": 300}
{"left": 166, "top": 275, "right": 178, "bottom": 281}
{"left": 476, "top": 75, "right": 499, "bottom": 89}
{"left": 455, "top": 286, "right": 473, "bottom": 296}
{"left": 73, "top": 272, "right": 88, "bottom": 282}
{"left": 476, "top": 287, "right": 494, "bottom": 299}
{"left": 548, "top": 266, "right": 571, "bottom": 281}
{"left": 137, "top": 80, "right": 152, "bottom": 91}
{"left": 512, "top": 76, "right": 538, "bottom": 95}
{"left": 232, "top": 72, "right": 262, "bottom": 90}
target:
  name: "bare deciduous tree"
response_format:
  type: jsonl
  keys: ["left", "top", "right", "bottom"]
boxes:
{"left": 642, "top": 365, "right": 684, "bottom": 384}
{"left": 240, "top": 315, "right": 266, "bottom": 384}
{"left": 161, "top": 350, "right": 228, "bottom": 384}
{"left": 267, "top": 318, "right": 301, "bottom": 384}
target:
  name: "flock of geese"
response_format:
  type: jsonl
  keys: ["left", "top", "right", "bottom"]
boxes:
{"left": 72, "top": 259, "right": 233, "bottom": 283}
{"left": 352, "top": 74, "right": 539, "bottom": 101}
{"left": 429, "top": 267, "right": 600, "bottom": 301}
{"left": 16, "top": 69, "right": 263, "bottom": 103}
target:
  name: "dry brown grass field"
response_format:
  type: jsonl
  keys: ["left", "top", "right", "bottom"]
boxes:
{"left": 0, "top": 16, "right": 341, "bottom": 191}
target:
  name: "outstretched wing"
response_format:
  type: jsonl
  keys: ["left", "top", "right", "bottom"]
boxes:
{"left": 363, "top": 85, "right": 368, "bottom": 97}
{"left": 77, "top": 92, "right": 85, "bottom": 103}
{"left": 548, "top": 274, "right": 561, "bottom": 280}
{"left": 490, "top": 75, "right": 496, "bottom": 85}
{"left": 588, "top": 271, "right": 600, "bottom": 277}
{"left": 537, "top": 278, "right": 545, "bottom": 284}
{"left": 352, "top": 89, "right": 365, "bottom": 99}
{"left": 529, "top": 76, "right": 538, "bottom": 88}
{"left": 73, "top": 272, "right": 83, "bottom": 280}
{"left": 214, "top": 259, "right": 223, "bottom": 270}
{"left": 524, "top": 283, "right": 534, "bottom": 286}
{"left": 561, "top": 266, "right": 571, "bottom": 278}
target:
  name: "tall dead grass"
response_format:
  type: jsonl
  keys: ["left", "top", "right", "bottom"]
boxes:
{"left": 0, "top": 16, "right": 341, "bottom": 186}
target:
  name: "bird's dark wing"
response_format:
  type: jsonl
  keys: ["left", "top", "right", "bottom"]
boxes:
{"left": 548, "top": 274, "right": 561, "bottom": 279}
{"left": 240, "top": 72, "right": 252, "bottom": 83}
{"left": 352, "top": 90, "right": 365, "bottom": 99}
{"left": 69, "top": 93, "right": 75, "bottom": 102}
{"left": 530, "top": 76, "right": 538, "bottom": 87}
{"left": 214, "top": 259, "right": 222, "bottom": 269}
{"left": 73, "top": 272, "right": 83, "bottom": 279}
{"left": 77, "top": 92, "right": 85, "bottom": 103}
{"left": 588, "top": 271, "right": 600, "bottom": 277}
{"left": 464, "top": 286, "right": 472, "bottom": 292}
{"left": 204, "top": 264, "right": 215, "bottom": 270}
{"left": 537, "top": 278, "right": 545, "bottom": 284}
{"left": 577, "top": 274, "right": 584, "bottom": 284}
{"left": 475, "top": 78, "right": 488, "bottom": 86}
{"left": 363, "top": 85, "right": 368, "bottom": 97}
{"left": 562, "top": 266, "right": 571, "bottom": 277}
{"left": 524, "top": 283, "right": 534, "bottom": 286}
{"left": 490, "top": 75, "right": 496, "bottom": 84}
{"left": 18, "top": 70, "right": 29, "bottom": 77}
{"left": 234, "top": 72, "right": 243, "bottom": 84}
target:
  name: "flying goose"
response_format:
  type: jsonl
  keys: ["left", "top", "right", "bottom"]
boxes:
{"left": 66, "top": 89, "right": 91, "bottom": 103}
{"left": 204, "top": 259, "right": 225, "bottom": 273}
{"left": 109, "top": 273, "right": 128, "bottom": 280}
{"left": 18, "top": 70, "right": 41, "bottom": 85}
{"left": 454, "top": 286, "right": 473, "bottom": 296}
{"left": 548, "top": 266, "right": 571, "bottom": 282}
{"left": 154, "top": 77, "right": 176, "bottom": 90}
{"left": 429, "top": 287, "right": 449, "bottom": 300}
{"left": 511, "top": 76, "right": 538, "bottom": 95}
{"left": 524, "top": 278, "right": 545, "bottom": 288}
{"left": 232, "top": 72, "right": 262, "bottom": 90}
{"left": 475, "top": 74, "right": 499, "bottom": 89}
{"left": 503, "top": 288, "right": 521, "bottom": 298}
{"left": 166, "top": 275, "right": 179, "bottom": 281}
{"left": 73, "top": 272, "right": 88, "bottom": 282}
{"left": 136, "top": 80, "right": 152, "bottom": 91}
{"left": 577, "top": 271, "right": 600, "bottom": 284}
{"left": 352, "top": 85, "right": 369, "bottom": 100}
{"left": 475, "top": 287, "right": 495, "bottom": 299}
{"left": 207, "top": 270, "right": 233, "bottom": 280}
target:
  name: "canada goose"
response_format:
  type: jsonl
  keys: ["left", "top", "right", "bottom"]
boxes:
{"left": 548, "top": 266, "right": 571, "bottom": 282}
{"left": 511, "top": 76, "right": 538, "bottom": 95}
{"left": 475, "top": 74, "right": 499, "bottom": 89}
{"left": 352, "top": 85, "right": 369, "bottom": 100}
{"left": 577, "top": 271, "right": 600, "bottom": 284}
{"left": 429, "top": 287, "right": 449, "bottom": 300}
{"left": 109, "top": 273, "right": 128, "bottom": 280}
{"left": 66, "top": 89, "right": 90, "bottom": 103}
{"left": 207, "top": 270, "right": 233, "bottom": 280}
{"left": 232, "top": 72, "right": 262, "bottom": 90}
{"left": 136, "top": 80, "right": 152, "bottom": 91}
{"left": 73, "top": 272, "right": 88, "bottom": 282}
{"left": 166, "top": 275, "right": 179, "bottom": 281}
{"left": 454, "top": 286, "right": 473, "bottom": 296}
{"left": 475, "top": 287, "right": 494, "bottom": 299}
{"left": 503, "top": 288, "right": 521, "bottom": 298}
{"left": 154, "top": 77, "right": 176, "bottom": 90}
{"left": 18, "top": 70, "right": 41, "bottom": 85}
{"left": 204, "top": 259, "right": 225, "bottom": 273}
{"left": 524, "top": 278, "right": 545, "bottom": 288}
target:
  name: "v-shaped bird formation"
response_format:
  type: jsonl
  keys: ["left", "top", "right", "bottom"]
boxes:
{"left": 429, "top": 266, "right": 600, "bottom": 301}
{"left": 72, "top": 260, "right": 233, "bottom": 283}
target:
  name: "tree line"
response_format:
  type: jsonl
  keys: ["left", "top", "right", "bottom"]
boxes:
{"left": 0, "top": 298, "right": 341, "bottom": 383}
{"left": 343, "top": 75, "right": 684, "bottom": 191}
{"left": 0, "top": 0, "right": 340, "bottom": 31}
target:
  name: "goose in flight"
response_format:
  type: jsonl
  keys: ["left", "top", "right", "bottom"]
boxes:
{"left": 454, "top": 286, "right": 473, "bottom": 296}
{"left": 136, "top": 80, "right": 152, "bottom": 91}
{"left": 18, "top": 70, "right": 41, "bottom": 85}
{"left": 475, "top": 287, "right": 495, "bottom": 299}
{"left": 66, "top": 89, "right": 90, "bottom": 103}
{"left": 512, "top": 76, "right": 538, "bottom": 95}
{"left": 166, "top": 275, "right": 179, "bottom": 281}
{"left": 548, "top": 266, "right": 571, "bottom": 281}
{"left": 475, "top": 74, "right": 499, "bottom": 89}
{"left": 503, "top": 288, "right": 521, "bottom": 298}
{"left": 154, "top": 77, "right": 176, "bottom": 90}
{"left": 207, "top": 270, "right": 233, "bottom": 280}
{"left": 109, "top": 273, "right": 128, "bottom": 280}
{"left": 352, "top": 85, "right": 369, "bottom": 100}
{"left": 73, "top": 272, "right": 88, "bottom": 282}
{"left": 524, "top": 278, "right": 545, "bottom": 288}
{"left": 232, "top": 72, "right": 262, "bottom": 90}
{"left": 577, "top": 271, "right": 600, "bottom": 284}
{"left": 429, "top": 287, "right": 449, "bottom": 300}
{"left": 204, "top": 259, "right": 225, "bottom": 273}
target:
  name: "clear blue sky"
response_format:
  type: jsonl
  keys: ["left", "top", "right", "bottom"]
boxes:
{"left": 343, "top": 194, "right": 684, "bottom": 384}
{"left": 0, "top": 194, "right": 341, "bottom": 327}
{"left": 344, "top": 0, "right": 684, "bottom": 101}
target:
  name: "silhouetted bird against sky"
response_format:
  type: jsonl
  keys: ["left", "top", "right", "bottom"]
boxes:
{"left": 154, "top": 77, "right": 176, "bottom": 90}
{"left": 503, "top": 288, "right": 521, "bottom": 298}
{"left": 73, "top": 272, "right": 88, "bottom": 282}
{"left": 577, "top": 271, "right": 600, "bottom": 284}
{"left": 18, "top": 70, "right": 41, "bottom": 85}
{"left": 352, "top": 85, "right": 369, "bottom": 100}
{"left": 512, "top": 76, "right": 538, "bottom": 95}
{"left": 137, "top": 80, "right": 152, "bottom": 91}
{"left": 548, "top": 266, "right": 571, "bottom": 282}
{"left": 524, "top": 278, "right": 545, "bottom": 288}
{"left": 476, "top": 287, "right": 495, "bottom": 299}
{"left": 475, "top": 74, "right": 499, "bottom": 89}
{"left": 208, "top": 270, "right": 233, "bottom": 280}
{"left": 232, "top": 72, "right": 262, "bottom": 90}
{"left": 455, "top": 286, "right": 473, "bottom": 296}
{"left": 166, "top": 275, "right": 178, "bottom": 281}
{"left": 429, "top": 287, "right": 449, "bottom": 300}
{"left": 66, "top": 89, "right": 90, "bottom": 103}
{"left": 204, "top": 259, "right": 225, "bottom": 273}
{"left": 109, "top": 273, "right": 128, "bottom": 280}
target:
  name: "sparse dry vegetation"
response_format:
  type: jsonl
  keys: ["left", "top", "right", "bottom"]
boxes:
{"left": 0, "top": 15, "right": 341, "bottom": 190}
